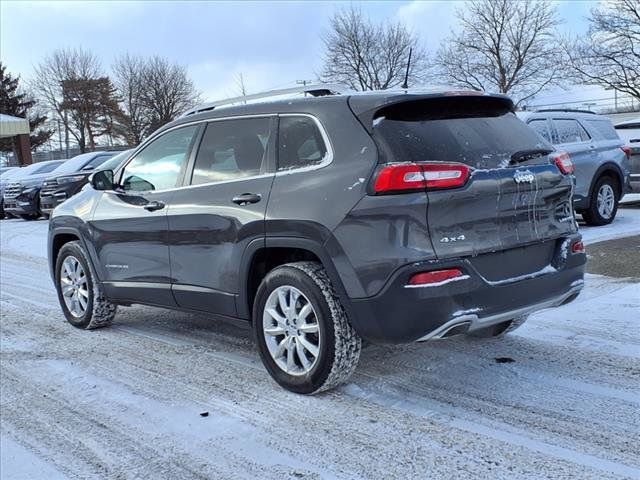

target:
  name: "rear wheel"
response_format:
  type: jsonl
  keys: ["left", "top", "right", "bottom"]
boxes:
{"left": 55, "top": 241, "right": 117, "bottom": 329}
{"left": 253, "top": 261, "right": 361, "bottom": 394}
{"left": 582, "top": 175, "right": 619, "bottom": 226}
{"left": 468, "top": 316, "right": 528, "bottom": 338}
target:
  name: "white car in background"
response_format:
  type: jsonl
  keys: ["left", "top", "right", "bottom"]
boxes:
{"left": 615, "top": 117, "right": 640, "bottom": 193}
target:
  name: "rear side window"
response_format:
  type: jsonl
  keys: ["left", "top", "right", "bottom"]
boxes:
{"left": 528, "top": 119, "right": 553, "bottom": 143}
{"left": 278, "top": 116, "right": 328, "bottom": 171}
{"left": 553, "top": 119, "right": 590, "bottom": 144}
{"left": 583, "top": 119, "right": 619, "bottom": 141}
{"left": 191, "top": 118, "right": 270, "bottom": 185}
{"left": 372, "top": 102, "right": 549, "bottom": 169}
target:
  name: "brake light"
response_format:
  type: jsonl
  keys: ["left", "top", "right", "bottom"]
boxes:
{"left": 621, "top": 146, "right": 631, "bottom": 160}
{"left": 373, "top": 162, "right": 470, "bottom": 194}
{"left": 407, "top": 268, "right": 466, "bottom": 287}
{"left": 571, "top": 240, "right": 585, "bottom": 254}
{"left": 551, "top": 152, "right": 574, "bottom": 175}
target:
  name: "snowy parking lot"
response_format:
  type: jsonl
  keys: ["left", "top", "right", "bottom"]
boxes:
{"left": 1, "top": 207, "right": 639, "bottom": 479}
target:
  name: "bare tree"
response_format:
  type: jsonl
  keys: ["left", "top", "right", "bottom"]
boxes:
{"left": 564, "top": 0, "right": 640, "bottom": 102}
{"left": 32, "top": 48, "right": 121, "bottom": 152}
{"left": 112, "top": 54, "right": 149, "bottom": 145}
{"left": 436, "top": 0, "right": 563, "bottom": 104}
{"left": 320, "top": 7, "right": 428, "bottom": 91}
{"left": 140, "top": 56, "right": 200, "bottom": 132}
{"left": 235, "top": 72, "right": 248, "bottom": 102}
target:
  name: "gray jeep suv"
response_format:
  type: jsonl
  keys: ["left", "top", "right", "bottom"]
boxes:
{"left": 519, "top": 110, "right": 631, "bottom": 225}
{"left": 48, "top": 87, "right": 586, "bottom": 393}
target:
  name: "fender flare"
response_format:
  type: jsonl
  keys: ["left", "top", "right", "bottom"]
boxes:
{"left": 586, "top": 162, "right": 625, "bottom": 205}
{"left": 48, "top": 224, "right": 97, "bottom": 283}
{"left": 236, "top": 236, "right": 355, "bottom": 321}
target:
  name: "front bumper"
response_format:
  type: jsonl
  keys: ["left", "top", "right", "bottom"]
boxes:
{"left": 3, "top": 196, "right": 39, "bottom": 215}
{"left": 40, "top": 191, "right": 69, "bottom": 214}
{"left": 347, "top": 235, "right": 586, "bottom": 344}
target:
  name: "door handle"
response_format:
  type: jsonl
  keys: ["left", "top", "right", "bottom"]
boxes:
{"left": 232, "top": 193, "right": 261, "bottom": 205}
{"left": 143, "top": 200, "right": 165, "bottom": 212}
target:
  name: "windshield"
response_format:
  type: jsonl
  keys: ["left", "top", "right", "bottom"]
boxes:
{"left": 373, "top": 100, "right": 550, "bottom": 170}
{"left": 97, "top": 149, "right": 132, "bottom": 172}
{"left": 51, "top": 152, "right": 115, "bottom": 176}
{"left": 32, "top": 160, "right": 65, "bottom": 175}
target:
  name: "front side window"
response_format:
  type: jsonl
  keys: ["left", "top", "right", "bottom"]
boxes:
{"left": 528, "top": 119, "right": 552, "bottom": 143}
{"left": 191, "top": 118, "right": 270, "bottom": 185}
{"left": 553, "top": 119, "right": 590, "bottom": 144}
{"left": 121, "top": 125, "right": 198, "bottom": 191}
{"left": 278, "top": 116, "right": 328, "bottom": 171}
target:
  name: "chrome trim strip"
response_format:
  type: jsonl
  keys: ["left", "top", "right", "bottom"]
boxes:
{"left": 118, "top": 113, "right": 333, "bottom": 194}
{"left": 416, "top": 285, "right": 583, "bottom": 342}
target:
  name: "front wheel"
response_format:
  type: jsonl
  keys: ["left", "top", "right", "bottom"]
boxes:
{"left": 253, "top": 261, "right": 361, "bottom": 394}
{"left": 582, "top": 176, "right": 619, "bottom": 226}
{"left": 54, "top": 241, "right": 117, "bottom": 329}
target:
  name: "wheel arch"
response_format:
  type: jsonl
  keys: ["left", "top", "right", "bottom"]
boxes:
{"left": 48, "top": 225, "right": 96, "bottom": 283}
{"left": 237, "top": 237, "right": 354, "bottom": 322}
{"left": 587, "top": 162, "right": 624, "bottom": 205}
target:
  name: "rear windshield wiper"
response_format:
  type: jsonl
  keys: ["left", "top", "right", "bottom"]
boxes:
{"left": 509, "top": 148, "right": 553, "bottom": 165}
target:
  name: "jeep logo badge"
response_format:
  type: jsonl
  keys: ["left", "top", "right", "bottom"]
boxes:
{"left": 514, "top": 170, "right": 535, "bottom": 184}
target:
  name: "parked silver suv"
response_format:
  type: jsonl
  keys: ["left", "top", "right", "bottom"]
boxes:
{"left": 518, "top": 110, "right": 631, "bottom": 225}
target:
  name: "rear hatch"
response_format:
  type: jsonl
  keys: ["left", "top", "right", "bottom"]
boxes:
{"left": 367, "top": 95, "right": 576, "bottom": 260}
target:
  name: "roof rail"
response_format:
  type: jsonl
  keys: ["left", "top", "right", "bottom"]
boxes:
{"left": 535, "top": 108, "right": 596, "bottom": 115}
{"left": 181, "top": 83, "right": 345, "bottom": 117}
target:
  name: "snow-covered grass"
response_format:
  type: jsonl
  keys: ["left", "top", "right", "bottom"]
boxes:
{"left": 1, "top": 213, "right": 639, "bottom": 479}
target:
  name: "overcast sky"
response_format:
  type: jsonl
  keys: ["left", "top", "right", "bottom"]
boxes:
{"left": 1, "top": 0, "right": 611, "bottom": 107}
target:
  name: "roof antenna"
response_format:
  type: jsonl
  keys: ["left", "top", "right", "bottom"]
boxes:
{"left": 401, "top": 48, "right": 412, "bottom": 91}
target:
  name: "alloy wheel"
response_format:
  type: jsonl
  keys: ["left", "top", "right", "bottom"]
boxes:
{"left": 597, "top": 183, "right": 615, "bottom": 219}
{"left": 262, "top": 285, "right": 321, "bottom": 376}
{"left": 60, "top": 255, "right": 89, "bottom": 318}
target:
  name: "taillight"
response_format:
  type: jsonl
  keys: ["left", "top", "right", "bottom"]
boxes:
{"left": 407, "top": 268, "right": 466, "bottom": 287}
{"left": 571, "top": 240, "right": 585, "bottom": 254}
{"left": 373, "top": 162, "right": 470, "bottom": 194}
{"left": 551, "top": 151, "right": 574, "bottom": 175}
{"left": 621, "top": 146, "right": 631, "bottom": 160}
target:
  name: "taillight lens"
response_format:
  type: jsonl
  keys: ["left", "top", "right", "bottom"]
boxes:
{"left": 407, "top": 268, "right": 466, "bottom": 287}
{"left": 551, "top": 152, "right": 574, "bottom": 175}
{"left": 373, "top": 162, "right": 470, "bottom": 194}
{"left": 571, "top": 240, "right": 585, "bottom": 254}
{"left": 621, "top": 146, "right": 631, "bottom": 160}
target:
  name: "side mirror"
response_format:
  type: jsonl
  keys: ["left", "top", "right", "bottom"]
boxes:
{"left": 90, "top": 169, "right": 114, "bottom": 191}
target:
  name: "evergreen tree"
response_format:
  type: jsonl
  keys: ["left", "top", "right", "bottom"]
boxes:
{"left": 0, "top": 62, "right": 53, "bottom": 152}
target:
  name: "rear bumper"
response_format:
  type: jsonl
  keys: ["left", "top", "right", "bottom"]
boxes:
{"left": 347, "top": 235, "right": 586, "bottom": 344}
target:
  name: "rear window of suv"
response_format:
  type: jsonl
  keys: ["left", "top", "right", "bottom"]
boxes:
{"left": 583, "top": 119, "right": 620, "bottom": 141}
{"left": 372, "top": 99, "right": 550, "bottom": 169}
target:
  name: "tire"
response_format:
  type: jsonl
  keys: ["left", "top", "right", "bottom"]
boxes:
{"left": 582, "top": 175, "right": 619, "bottom": 226}
{"left": 468, "top": 316, "right": 528, "bottom": 339}
{"left": 253, "top": 261, "right": 361, "bottom": 394}
{"left": 19, "top": 214, "right": 39, "bottom": 221}
{"left": 54, "top": 241, "right": 117, "bottom": 329}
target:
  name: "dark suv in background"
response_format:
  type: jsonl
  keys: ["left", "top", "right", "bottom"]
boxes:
{"left": 39, "top": 151, "right": 119, "bottom": 216}
{"left": 40, "top": 150, "right": 130, "bottom": 216}
{"left": 519, "top": 110, "right": 631, "bottom": 225}
{"left": 48, "top": 87, "right": 586, "bottom": 393}
{"left": 2, "top": 159, "right": 65, "bottom": 219}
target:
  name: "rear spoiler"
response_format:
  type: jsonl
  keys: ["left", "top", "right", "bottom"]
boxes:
{"left": 348, "top": 92, "right": 515, "bottom": 133}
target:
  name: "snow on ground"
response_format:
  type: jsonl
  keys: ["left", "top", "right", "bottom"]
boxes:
{"left": 579, "top": 204, "right": 640, "bottom": 245}
{"left": 1, "top": 215, "right": 639, "bottom": 479}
